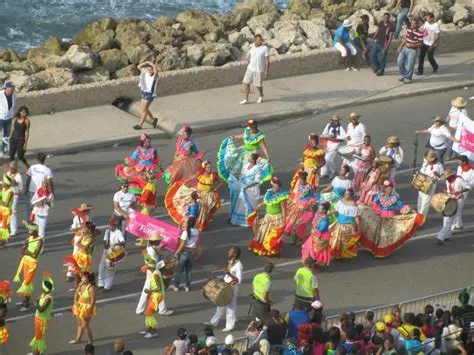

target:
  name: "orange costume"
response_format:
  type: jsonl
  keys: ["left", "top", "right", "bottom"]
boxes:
{"left": 0, "top": 280, "right": 12, "bottom": 345}
{"left": 290, "top": 135, "right": 325, "bottom": 192}
{"left": 72, "top": 283, "right": 96, "bottom": 320}
{"left": 14, "top": 226, "right": 42, "bottom": 298}
{"left": 29, "top": 272, "right": 54, "bottom": 354}
{"left": 0, "top": 175, "right": 14, "bottom": 244}
{"left": 73, "top": 230, "right": 95, "bottom": 273}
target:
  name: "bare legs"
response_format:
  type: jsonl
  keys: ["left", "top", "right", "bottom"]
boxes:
{"left": 243, "top": 84, "right": 250, "bottom": 101}
{"left": 74, "top": 318, "right": 93, "bottom": 344}
{"left": 135, "top": 99, "right": 156, "bottom": 129}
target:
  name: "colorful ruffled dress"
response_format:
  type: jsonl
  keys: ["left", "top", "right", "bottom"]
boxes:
{"left": 357, "top": 168, "right": 383, "bottom": 205}
{"left": 29, "top": 293, "right": 53, "bottom": 354}
{"left": 320, "top": 177, "right": 352, "bottom": 223}
{"left": 72, "top": 284, "right": 96, "bottom": 320}
{"left": 284, "top": 182, "right": 318, "bottom": 241}
{"left": 290, "top": 146, "right": 325, "bottom": 191}
{"left": 138, "top": 179, "right": 157, "bottom": 216}
{"left": 359, "top": 193, "right": 422, "bottom": 258}
{"left": 248, "top": 188, "right": 289, "bottom": 256}
{"left": 329, "top": 200, "right": 360, "bottom": 259}
{"left": 73, "top": 234, "right": 94, "bottom": 272}
{"left": 351, "top": 146, "right": 375, "bottom": 194}
{"left": 163, "top": 136, "right": 203, "bottom": 185}
{"left": 0, "top": 280, "right": 11, "bottom": 345}
{"left": 301, "top": 212, "right": 332, "bottom": 266}
{"left": 217, "top": 128, "right": 272, "bottom": 183}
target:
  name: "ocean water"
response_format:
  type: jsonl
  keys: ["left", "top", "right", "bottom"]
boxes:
{"left": 0, "top": 0, "right": 288, "bottom": 53}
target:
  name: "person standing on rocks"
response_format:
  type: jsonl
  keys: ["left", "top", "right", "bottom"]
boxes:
{"left": 393, "top": 0, "right": 414, "bottom": 39}
{"left": 333, "top": 19, "right": 358, "bottom": 71}
{"left": 371, "top": 13, "right": 395, "bottom": 77}
{"left": 134, "top": 61, "right": 158, "bottom": 130}
{"left": 0, "top": 82, "right": 17, "bottom": 157}
{"left": 240, "top": 34, "right": 270, "bottom": 105}
{"left": 417, "top": 12, "right": 440, "bottom": 75}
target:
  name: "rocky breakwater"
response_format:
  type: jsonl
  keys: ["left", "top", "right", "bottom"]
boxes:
{"left": 0, "top": 0, "right": 472, "bottom": 93}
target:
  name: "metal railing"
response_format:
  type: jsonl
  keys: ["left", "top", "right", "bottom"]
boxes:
{"left": 324, "top": 286, "right": 474, "bottom": 329}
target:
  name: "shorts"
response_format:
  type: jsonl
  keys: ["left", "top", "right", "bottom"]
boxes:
{"left": 242, "top": 69, "right": 264, "bottom": 87}
{"left": 141, "top": 91, "right": 154, "bottom": 102}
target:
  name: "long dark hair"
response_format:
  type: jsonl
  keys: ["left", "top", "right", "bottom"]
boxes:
{"left": 186, "top": 217, "right": 196, "bottom": 237}
{"left": 16, "top": 106, "right": 29, "bottom": 118}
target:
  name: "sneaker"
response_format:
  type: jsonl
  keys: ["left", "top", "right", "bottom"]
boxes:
{"left": 351, "top": 67, "right": 359, "bottom": 71}
{"left": 204, "top": 322, "right": 216, "bottom": 327}
{"left": 184, "top": 287, "right": 190, "bottom": 292}
{"left": 159, "top": 310, "right": 174, "bottom": 316}
{"left": 138, "top": 330, "right": 148, "bottom": 335}
{"left": 15, "top": 301, "right": 24, "bottom": 306}
{"left": 433, "top": 67, "right": 438, "bottom": 73}
{"left": 20, "top": 305, "right": 30, "bottom": 312}
{"left": 168, "top": 285, "right": 179, "bottom": 292}
{"left": 152, "top": 117, "right": 158, "bottom": 128}
{"left": 133, "top": 124, "right": 142, "bottom": 130}
{"left": 416, "top": 71, "right": 423, "bottom": 75}
{"left": 436, "top": 240, "right": 443, "bottom": 246}
{"left": 69, "top": 339, "right": 80, "bottom": 344}
{"left": 257, "top": 96, "right": 263, "bottom": 104}
{"left": 398, "top": 76, "right": 405, "bottom": 82}
{"left": 222, "top": 328, "right": 234, "bottom": 333}
{"left": 403, "top": 78, "right": 412, "bottom": 84}
{"left": 376, "top": 71, "right": 384, "bottom": 77}
{"left": 344, "top": 67, "right": 351, "bottom": 71}
{"left": 452, "top": 226, "right": 463, "bottom": 232}
{"left": 144, "top": 332, "right": 158, "bottom": 339}
{"left": 239, "top": 99, "right": 248, "bottom": 105}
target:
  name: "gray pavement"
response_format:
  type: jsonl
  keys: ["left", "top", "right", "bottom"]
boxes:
{"left": 1, "top": 89, "right": 474, "bottom": 355}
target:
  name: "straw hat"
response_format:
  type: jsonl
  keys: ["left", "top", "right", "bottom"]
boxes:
{"left": 78, "top": 203, "right": 93, "bottom": 211}
{"left": 386, "top": 136, "right": 400, "bottom": 144}
{"left": 451, "top": 97, "right": 466, "bottom": 108}
{"left": 148, "top": 233, "right": 162, "bottom": 242}
{"left": 349, "top": 112, "right": 361, "bottom": 120}
{"left": 331, "top": 114, "right": 341, "bottom": 121}
{"left": 433, "top": 115, "right": 446, "bottom": 124}
{"left": 441, "top": 169, "right": 456, "bottom": 180}
{"left": 425, "top": 151, "right": 438, "bottom": 163}
{"left": 342, "top": 19, "right": 353, "bottom": 27}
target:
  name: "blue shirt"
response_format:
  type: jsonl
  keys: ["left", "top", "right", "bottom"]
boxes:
{"left": 333, "top": 26, "right": 351, "bottom": 45}
{"left": 287, "top": 310, "right": 310, "bottom": 339}
{"left": 186, "top": 202, "right": 200, "bottom": 218}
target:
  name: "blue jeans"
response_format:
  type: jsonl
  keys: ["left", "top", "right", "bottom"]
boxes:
{"left": 173, "top": 251, "right": 194, "bottom": 288}
{"left": 433, "top": 147, "right": 447, "bottom": 164}
{"left": 0, "top": 119, "right": 12, "bottom": 154}
{"left": 371, "top": 42, "right": 388, "bottom": 74}
{"left": 354, "top": 38, "right": 372, "bottom": 66}
{"left": 397, "top": 47, "right": 418, "bottom": 80}
{"left": 394, "top": 8, "right": 410, "bottom": 39}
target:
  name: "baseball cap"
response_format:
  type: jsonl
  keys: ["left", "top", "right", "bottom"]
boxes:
{"left": 4, "top": 82, "right": 14, "bottom": 88}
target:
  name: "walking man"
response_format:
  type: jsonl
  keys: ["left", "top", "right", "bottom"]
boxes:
{"left": 207, "top": 247, "right": 243, "bottom": 332}
{"left": 320, "top": 115, "right": 347, "bottom": 178}
{"left": 416, "top": 151, "right": 443, "bottom": 222}
{"left": 0, "top": 82, "right": 16, "bottom": 157}
{"left": 371, "top": 13, "right": 394, "bottom": 77}
{"left": 112, "top": 182, "right": 136, "bottom": 237}
{"left": 25, "top": 153, "right": 54, "bottom": 223}
{"left": 240, "top": 34, "right": 270, "bottom": 105}
{"left": 293, "top": 257, "right": 320, "bottom": 312}
{"left": 393, "top": 0, "right": 414, "bottom": 39}
{"left": 453, "top": 155, "right": 473, "bottom": 232}
{"left": 251, "top": 262, "right": 274, "bottom": 322}
{"left": 417, "top": 12, "right": 440, "bottom": 75}
{"left": 397, "top": 18, "right": 423, "bottom": 84}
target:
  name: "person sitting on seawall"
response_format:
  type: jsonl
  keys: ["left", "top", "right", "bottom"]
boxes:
{"left": 334, "top": 19, "right": 358, "bottom": 71}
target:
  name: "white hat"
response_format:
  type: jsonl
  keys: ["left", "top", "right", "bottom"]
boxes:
{"left": 225, "top": 334, "right": 235, "bottom": 345}
{"left": 206, "top": 336, "right": 217, "bottom": 347}
{"left": 343, "top": 19, "right": 353, "bottom": 28}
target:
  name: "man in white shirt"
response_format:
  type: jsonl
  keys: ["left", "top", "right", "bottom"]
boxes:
{"left": 113, "top": 182, "right": 137, "bottom": 237}
{"left": 379, "top": 136, "right": 404, "bottom": 180}
{"left": 97, "top": 217, "right": 125, "bottom": 291}
{"left": 416, "top": 116, "right": 458, "bottom": 163}
{"left": 416, "top": 151, "right": 444, "bottom": 221}
{"left": 453, "top": 155, "right": 473, "bottom": 231}
{"left": 344, "top": 112, "right": 367, "bottom": 166}
{"left": 436, "top": 170, "right": 466, "bottom": 245}
{"left": 417, "top": 12, "right": 440, "bottom": 75}
{"left": 0, "top": 82, "right": 16, "bottom": 156}
{"left": 133, "top": 61, "right": 158, "bottom": 130}
{"left": 6, "top": 161, "right": 23, "bottom": 237}
{"left": 25, "top": 152, "right": 54, "bottom": 222}
{"left": 446, "top": 97, "right": 469, "bottom": 159}
{"left": 320, "top": 115, "right": 347, "bottom": 178}
{"left": 240, "top": 35, "right": 270, "bottom": 105}
{"left": 207, "top": 247, "right": 243, "bottom": 332}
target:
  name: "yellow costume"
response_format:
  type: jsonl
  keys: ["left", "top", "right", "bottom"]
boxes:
{"left": 73, "top": 233, "right": 94, "bottom": 272}
{"left": 29, "top": 272, "right": 54, "bottom": 354}
{"left": 0, "top": 176, "right": 14, "bottom": 243}
{"left": 290, "top": 147, "right": 324, "bottom": 191}
{"left": 14, "top": 228, "right": 42, "bottom": 298}
{"left": 143, "top": 253, "right": 164, "bottom": 332}
{"left": 72, "top": 283, "right": 96, "bottom": 320}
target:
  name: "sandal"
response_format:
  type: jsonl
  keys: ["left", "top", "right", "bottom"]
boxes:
{"left": 133, "top": 125, "right": 142, "bottom": 130}
{"left": 69, "top": 339, "right": 81, "bottom": 344}
{"left": 152, "top": 118, "right": 158, "bottom": 128}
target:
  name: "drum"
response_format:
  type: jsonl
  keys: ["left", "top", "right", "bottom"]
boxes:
{"left": 162, "top": 255, "right": 178, "bottom": 288}
{"left": 353, "top": 154, "right": 367, "bottom": 162}
{"left": 107, "top": 246, "right": 127, "bottom": 263}
{"left": 337, "top": 145, "right": 355, "bottom": 159}
{"left": 430, "top": 192, "right": 458, "bottom": 217}
{"left": 203, "top": 278, "right": 233, "bottom": 307}
{"left": 411, "top": 172, "right": 435, "bottom": 194}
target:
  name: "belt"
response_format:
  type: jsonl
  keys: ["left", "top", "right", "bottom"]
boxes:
{"left": 406, "top": 46, "right": 418, "bottom": 50}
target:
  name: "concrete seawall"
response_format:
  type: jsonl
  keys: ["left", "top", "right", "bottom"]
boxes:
{"left": 17, "top": 29, "right": 474, "bottom": 115}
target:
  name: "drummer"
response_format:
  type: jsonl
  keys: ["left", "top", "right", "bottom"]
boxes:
{"left": 97, "top": 216, "right": 125, "bottom": 291}
{"left": 452, "top": 155, "right": 473, "bottom": 232}
{"left": 416, "top": 151, "right": 444, "bottom": 222}
{"left": 379, "top": 136, "right": 404, "bottom": 180}
{"left": 345, "top": 112, "right": 367, "bottom": 150}
{"left": 436, "top": 170, "right": 466, "bottom": 245}
{"left": 320, "top": 115, "right": 347, "bottom": 179}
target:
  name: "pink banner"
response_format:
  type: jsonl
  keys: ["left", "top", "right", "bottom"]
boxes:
{"left": 460, "top": 127, "right": 474, "bottom": 153}
{"left": 125, "top": 211, "right": 181, "bottom": 252}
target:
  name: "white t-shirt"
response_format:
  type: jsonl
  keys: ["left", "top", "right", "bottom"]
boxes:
{"left": 421, "top": 22, "right": 440, "bottom": 46}
{"left": 104, "top": 228, "right": 124, "bottom": 245}
{"left": 7, "top": 171, "right": 23, "bottom": 194}
{"left": 346, "top": 122, "right": 367, "bottom": 146}
{"left": 420, "top": 161, "right": 444, "bottom": 179}
{"left": 113, "top": 190, "right": 136, "bottom": 214}
{"left": 70, "top": 215, "right": 91, "bottom": 231}
{"left": 27, "top": 164, "right": 53, "bottom": 194}
{"left": 428, "top": 124, "right": 451, "bottom": 149}
{"left": 224, "top": 260, "right": 243, "bottom": 285}
{"left": 138, "top": 69, "right": 157, "bottom": 95}
{"left": 179, "top": 228, "right": 199, "bottom": 249}
{"left": 457, "top": 166, "right": 474, "bottom": 193}
{"left": 447, "top": 107, "right": 469, "bottom": 129}
{"left": 247, "top": 44, "right": 270, "bottom": 73}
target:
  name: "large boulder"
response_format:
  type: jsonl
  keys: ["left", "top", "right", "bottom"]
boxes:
{"left": 226, "top": 9, "right": 254, "bottom": 30}
{"left": 186, "top": 44, "right": 205, "bottom": 65}
{"left": 240, "top": 26, "right": 255, "bottom": 42}
{"left": 228, "top": 31, "right": 245, "bottom": 46}
{"left": 0, "top": 49, "right": 20, "bottom": 63}
{"left": 287, "top": 0, "right": 322, "bottom": 19}
{"left": 440, "top": 22, "right": 457, "bottom": 30}
{"left": 74, "top": 18, "right": 117, "bottom": 45}
{"left": 4, "top": 70, "right": 30, "bottom": 90}
{"left": 90, "top": 30, "right": 116, "bottom": 53}
{"left": 233, "top": 0, "right": 278, "bottom": 17}
{"left": 267, "top": 38, "right": 288, "bottom": 54}
{"left": 176, "top": 10, "right": 223, "bottom": 36}
{"left": 411, "top": 0, "right": 443, "bottom": 20}
{"left": 42, "top": 37, "right": 63, "bottom": 55}
{"left": 99, "top": 49, "right": 129, "bottom": 72}
{"left": 33, "top": 67, "right": 76, "bottom": 88}
{"left": 247, "top": 12, "right": 280, "bottom": 32}
{"left": 354, "top": 0, "right": 379, "bottom": 10}
{"left": 62, "top": 45, "right": 96, "bottom": 70}
{"left": 10, "top": 61, "right": 39, "bottom": 75}
{"left": 121, "top": 43, "right": 154, "bottom": 64}
{"left": 347, "top": 9, "right": 377, "bottom": 33}
{"left": 273, "top": 21, "right": 306, "bottom": 47}
{"left": 76, "top": 66, "right": 110, "bottom": 84}
{"left": 298, "top": 19, "right": 333, "bottom": 48}
{"left": 449, "top": 2, "right": 470, "bottom": 23}
{"left": 114, "top": 64, "right": 140, "bottom": 79}
{"left": 26, "top": 48, "right": 53, "bottom": 70}
{"left": 156, "top": 47, "right": 186, "bottom": 71}
{"left": 115, "top": 20, "right": 148, "bottom": 49}
{"left": 154, "top": 16, "right": 175, "bottom": 29}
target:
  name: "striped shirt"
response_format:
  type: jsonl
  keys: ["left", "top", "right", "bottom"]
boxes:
{"left": 405, "top": 28, "right": 423, "bottom": 47}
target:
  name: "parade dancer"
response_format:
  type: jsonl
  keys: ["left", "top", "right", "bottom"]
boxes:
{"left": 453, "top": 155, "right": 473, "bottom": 231}
{"left": 290, "top": 133, "right": 325, "bottom": 191}
{"left": 6, "top": 161, "right": 23, "bottom": 238}
{"left": 351, "top": 135, "right": 375, "bottom": 194}
{"left": 301, "top": 202, "right": 332, "bottom": 266}
{"left": 379, "top": 136, "right": 404, "bottom": 180}
{"left": 358, "top": 159, "right": 384, "bottom": 205}
{"left": 416, "top": 151, "right": 443, "bottom": 221}
{"left": 97, "top": 217, "right": 125, "bottom": 291}
{"left": 30, "top": 179, "right": 54, "bottom": 239}
{"left": 70, "top": 272, "right": 96, "bottom": 345}
{"left": 0, "top": 175, "right": 14, "bottom": 247}
{"left": 67, "top": 204, "right": 93, "bottom": 282}
{"left": 320, "top": 115, "right": 346, "bottom": 179}
{"left": 0, "top": 280, "right": 12, "bottom": 346}
{"left": 207, "top": 247, "right": 243, "bottom": 332}
{"left": 72, "top": 222, "right": 98, "bottom": 277}
{"left": 135, "top": 171, "right": 158, "bottom": 246}
{"left": 29, "top": 272, "right": 54, "bottom": 355}
{"left": 14, "top": 223, "right": 43, "bottom": 312}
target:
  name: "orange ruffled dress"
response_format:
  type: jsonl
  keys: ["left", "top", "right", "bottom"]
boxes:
{"left": 290, "top": 147, "right": 325, "bottom": 191}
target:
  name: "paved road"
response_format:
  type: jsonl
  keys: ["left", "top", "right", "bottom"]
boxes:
{"left": 2, "top": 89, "right": 474, "bottom": 355}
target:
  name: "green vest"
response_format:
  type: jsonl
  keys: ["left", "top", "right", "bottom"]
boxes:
{"left": 36, "top": 294, "right": 53, "bottom": 320}
{"left": 253, "top": 272, "right": 271, "bottom": 302}
{"left": 150, "top": 269, "right": 165, "bottom": 298}
{"left": 295, "top": 267, "right": 314, "bottom": 298}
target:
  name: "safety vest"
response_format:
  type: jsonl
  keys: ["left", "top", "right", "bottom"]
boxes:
{"left": 36, "top": 294, "right": 53, "bottom": 321}
{"left": 252, "top": 272, "right": 271, "bottom": 302}
{"left": 294, "top": 267, "right": 314, "bottom": 298}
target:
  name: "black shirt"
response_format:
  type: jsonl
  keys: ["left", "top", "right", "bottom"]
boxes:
{"left": 401, "top": 0, "right": 411, "bottom": 8}
{"left": 5, "top": 94, "right": 12, "bottom": 111}
{"left": 266, "top": 319, "right": 288, "bottom": 345}
{"left": 375, "top": 21, "right": 394, "bottom": 44}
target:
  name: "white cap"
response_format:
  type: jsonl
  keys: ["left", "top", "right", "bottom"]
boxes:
{"left": 206, "top": 336, "right": 217, "bottom": 347}
{"left": 225, "top": 334, "right": 235, "bottom": 345}
{"left": 342, "top": 19, "right": 353, "bottom": 27}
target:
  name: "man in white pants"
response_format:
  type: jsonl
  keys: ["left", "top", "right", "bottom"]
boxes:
{"left": 436, "top": 170, "right": 465, "bottom": 245}
{"left": 416, "top": 151, "right": 443, "bottom": 221}
{"left": 320, "top": 115, "right": 347, "bottom": 179}
{"left": 136, "top": 233, "right": 174, "bottom": 316}
{"left": 344, "top": 112, "right": 367, "bottom": 166}
{"left": 97, "top": 217, "right": 125, "bottom": 291}
{"left": 379, "top": 136, "right": 404, "bottom": 180}
{"left": 453, "top": 155, "right": 473, "bottom": 231}
{"left": 446, "top": 97, "right": 468, "bottom": 159}
{"left": 206, "top": 247, "right": 243, "bottom": 332}
{"left": 6, "top": 161, "right": 23, "bottom": 237}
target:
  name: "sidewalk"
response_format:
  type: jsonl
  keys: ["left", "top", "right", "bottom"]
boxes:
{"left": 28, "top": 50, "right": 474, "bottom": 155}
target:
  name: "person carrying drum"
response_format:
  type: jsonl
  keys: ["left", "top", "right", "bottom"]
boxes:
{"left": 293, "top": 257, "right": 320, "bottom": 312}
{"left": 320, "top": 115, "right": 347, "bottom": 179}
{"left": 206, "top": 247, "right": 243, "bottom": 332}
{"left": 453, "top": 155, "right": 473, "bottom": 232}
{"left": 379, "top": 136, "right": 404, "bottom": 180}
{"left": 436, "top": 170, "right": 466, "bottom": 245}
{"left": 416, "top": 151, "right": 444, "bottom": 222}
{"left": 251, "top": 262, "right": 274, "bottom": 322}
{"left": 97, "top": 217, "right": 125, "bottom": 292}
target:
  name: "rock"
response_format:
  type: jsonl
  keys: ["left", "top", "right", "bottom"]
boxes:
{"left": 457, "top": 20, "right": 465, "bottom": 27}
{"left": 114, "top": 64, "right": 140, "bottom": 79}
{"left": 42, "top": 37, "right": 63, "bottom": 55}
{"left": 172, "top": 23, "right": 184, "bottom": 31}
{"left": 298, "top": 20, "right": 333, "bottom": 48}
{"left": 156, "top": 47, "right": 186, "bottom": 71}
{"left": 0, "top": 62, "right": 13, "bottom": 72}
{"left": 442, "top": 9, "right": 454, "bottom": 22}
{"left": 241, "top": 42, "right": 251, "bottom": 53}
{"left": 440, "top": 22, "right": 457, "bottom": 30}
{"left": 289, "top": 44, "right": 303, "bottom": 53}
{"left": 76, "top": 66, "right": 110, "bottom": 84}
{"left": 240, "top": 26, "right": 255, "bottom": 42}
{"left": 287, "top": 0, "right": 322, "bottom": 20}
{"left": 0, "top": 71, "right": 6, "bottom": 81}
{"left": 26, "top": 48, "right": 53, "bottom": 70}
{"left": 439, "top": 0, "right": 455, "bottom": 9}
{"left": 229, "top": 46, "right": 245, "bottom": 61}
{"left": 371, "top": 7, "right": 389, "bottom": 23}
{"left": 5, "top": 71, "right": 29, "bottom": 90}
{"left": 280, "top": 11, "right": 304, "bottom": 22}
{"left": 254, "top": 28, "right": 274, "bottom": 42}
{"left": 10, "top": 61, "right": 39, "bottom": 75}
{"left": 62, "top": 45, "right": 96, "bottom": 70}
{"left": 154, "top": 16, "right": 175, "bottom": 29}
{"left": 269, "top": 47, "right": 280, "bottom": 57}
{"left": 247, "top": 13, "right": 280, "bottom": 32}
{"left": 176, "top": 10, "right": 223, "bottom": 36}
{"left": 121, "top": 43, "right": 154, "bottom": 64}
{"left": 33, "top": 67, "right": 76, "bottom": 88}
{"left": 233, "top": 0, "right": 278, "bottom": 17}
{"left": 204, "top": 31, "right": 220, "bottom": 42}
{"left": 202, "top": 51, "right": 231, "bottom": 66}
{"left": 90, "top": 30, "right": 116, "bottom": 53}
{"left": 411, "top": 0, "right": 443, "bottom": 21}
{"left": 115, "top": 20, "right": 148, "bottom": 49}
{"left": 346, "top": 9, "right": 377, "bottom": 33}
{"left": 99, "top": 49, "right": 129, "bottom": 72}
{"left": 449, "top": 2, "right": 470, "bottom": 24}
{"left": 273, "top": 21, "right": 306, "bottom": 47}
{"left": 228, "top": 32, "right": 245, "bottom": 46}
{"left": 0, "top": 50, "right": 20, "bottom": 62}
{"left": 354, "top": 0, "right": 378, "bottom": 10}
{"left": 267, "top": 38, "right": 288, "bottom": 53}
{"left": 74, "top": 18, "right": 117, "bottom": 45}
{"left": 228, "top": 9, "right": 254, "bottom": 30}
{"left": 186, "top": 44, "right": 205, "bottom": 65}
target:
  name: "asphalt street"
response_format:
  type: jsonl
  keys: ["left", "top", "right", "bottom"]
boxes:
{"left": 1, "top": 88, "right": 474, "bottom": 355}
